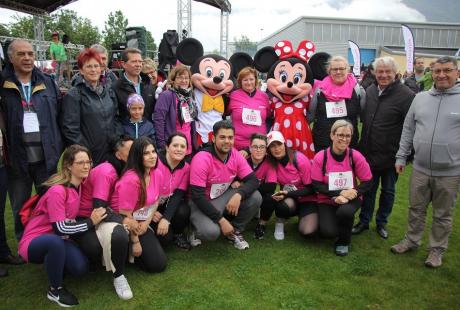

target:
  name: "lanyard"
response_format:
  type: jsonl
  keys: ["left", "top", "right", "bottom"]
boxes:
{"left": 21, "top": 82, "right": 32, "bottom": 105}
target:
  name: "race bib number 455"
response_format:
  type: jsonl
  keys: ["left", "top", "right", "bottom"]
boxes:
{"left": 328, "top": 171, "right": 353, "bottom": 190}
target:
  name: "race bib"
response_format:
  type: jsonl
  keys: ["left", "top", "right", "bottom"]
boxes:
{"left": 325, "top": 100, "right": 347, "bottom": 118}
{"left": 283, "top": 184, "right": 298, "bottom": 192}
{"left": 181, "top": 106, "right": 192, "bottom": 123}
{"left": 242, "top": 108, "right": 262, "bottom": 126}
{"left": 210, "top": 182, "right": 231, "bottom": 199}
{"left": 328, "top": 171, "right": 353, "bottom": 190}
{"left": 132, "top": 204, "right": 156, "bottom": 221}
{"left": 23, "top": 112, "right": 40, "bottom": 133}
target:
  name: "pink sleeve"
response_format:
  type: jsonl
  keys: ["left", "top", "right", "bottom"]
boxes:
{"left": 190, "top": 153, "right": 209, "bottom": 187}
{"left": 297, "top": 153, "right": 312, "bottom": 185}
{"left": 47, "top": 186, "right": 68, "bottom": 223}
{"left": 116, "top": 175, "right": 140, "bottom": 212}
{"left": 92, "top": 168, "right": 118, "bottom": 201}
{"left": 352, "top": 150, "right": 373, "bottom": 182}
{"left": 178, "top": 164, "right": 190, "bottom": 191}
{"left": 311, "top": 151, "right": 325, "bottom": 182}
{"left": 236, "top": 151, "right": 254, "bottom": 179}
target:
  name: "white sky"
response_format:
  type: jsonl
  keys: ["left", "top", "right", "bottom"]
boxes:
{"left": 0, "top": 0, "right": 426, "bottom": 51}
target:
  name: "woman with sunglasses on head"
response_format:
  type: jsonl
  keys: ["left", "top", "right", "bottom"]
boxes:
{"left": 309, "top": 56, "right": 366, "bottom": 152}
{"left": 153, "top": 132, "right": 192, "bottom": 249}
{"left": 311, "top": 120, "right": 372, "bottom": 256}
{"left": 75, "top": 136, "right": 134, "bottom": 300}
{"left": 61, "top": 48, "right": 121, "bottom": 166}
{"left": 18, "top": 145, "right": 107, "bottom": 307}
{"left": 110, "top": 136, "right": 166, "bottom": 273}
{"left": 154, "top": 65, "right": 198, "bottom": 156}
{"left": 263, "top": 131, "right": 318, "bottom": 241}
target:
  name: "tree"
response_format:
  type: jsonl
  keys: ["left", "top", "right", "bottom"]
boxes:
{"left": 145, "top": 30, "right": 157, "bottom": 59}
{"left": 102, "top": 10, "right": 128, "bottom": 51}
{"left": 233, "top": 35, "right": 257, "bottom": 56}
{"left": 0, "top": 24, "right": 10, "bottom": 36}
{"left": 8, "top": 10, "right": 100, "bottom": 47}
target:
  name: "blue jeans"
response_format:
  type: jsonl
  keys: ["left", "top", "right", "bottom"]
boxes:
{"left": 0, "top": 166, "right": 10, "bottom": 257}
{"left": 28, "top": 234, "right": 88, "bottom": 288}
{"left": 359, "top": 167, "right": 399, "bottom": 226}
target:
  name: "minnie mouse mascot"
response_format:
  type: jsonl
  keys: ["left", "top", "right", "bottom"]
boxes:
{"left": 254, "top": 40, "right": 316, "bottom": 159}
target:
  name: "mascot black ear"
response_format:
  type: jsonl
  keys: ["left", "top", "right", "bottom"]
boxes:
{"left": 308, "top": 52, "right": 331, "bottom": 81}
{"left": 176, "top": 38, "right": 204, "bottom": 66}
{"left": 253, "top": 46, "right": 278, "bottom": 73}
{"left": 229, "top": 52, "right": 253, "bottom": 79}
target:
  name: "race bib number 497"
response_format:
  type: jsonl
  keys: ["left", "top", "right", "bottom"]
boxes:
{"left": 328, "top": 171, "right": 353, "bottom": 190}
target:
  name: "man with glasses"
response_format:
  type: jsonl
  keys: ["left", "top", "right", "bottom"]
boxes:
{"left": 112, "top": 48, "right": 156, "bottom": 122}
{"left": 354, "top": 56, "right": 415, "bottom": 239}
{"left": 0, "top": 39, "right": 62, "bottom": 243}
{"left": 392, "top": 56, "right": 460, "bottom": 268}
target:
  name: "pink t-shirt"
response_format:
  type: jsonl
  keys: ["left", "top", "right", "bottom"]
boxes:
{"left": 311, "top": 148, "right": 372, "bottom": 205}
{"left": 175, "top": 98, "right": 193, "bottom": 155}
{"left": 18, "top": 185, "right": 80, "bottom": 261}
{"left": 111, "top": 168, "right": 163, "bottom": 213}
{"left": 250, "top": 158, "right": 277, "bottom": 184}
{"left": 268, "top": 152, "right": 316, "bottom": 202}
{"left": 156, "top": 156, "right": 190, "bottom": 201}
{"left": 228, "top": 89, "right": 270, "bottom": 150}
{"left": 79, "top": 162, "right": 118, "bottom": 217}
{"left": 190, "top": 148, "right": 253, "bottom": 200}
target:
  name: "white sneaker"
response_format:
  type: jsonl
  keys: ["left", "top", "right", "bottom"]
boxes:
{"left": 227, "top": 231, "right": 249, "bottom": 250}
{"left": 187, "top": 230, "right": 202, "bottom": 247}
{"left": 274, "top": 220, "right": 285, "bottom": 240}
{"left": 113, "top": 275, "right": 133, "bottom": 300}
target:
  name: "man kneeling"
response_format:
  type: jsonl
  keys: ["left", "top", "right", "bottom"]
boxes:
{"left": 189, "top": 120, "right": 262, "bottom": 249}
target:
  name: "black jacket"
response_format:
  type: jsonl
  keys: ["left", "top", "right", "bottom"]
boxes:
{"left": 112, "top": 72, "right": 156, "bottom": 121}
{"left": 0, "top": 66, "right": 62, "bottom": 175}
{"left": 403, "top": 75, "right": 423, "bottom": 93}
{"left": 61, "top": 75, "right": 121, "bottom": 166}
{"left": 359, "top": 79, "right": 415, "bottom": 171}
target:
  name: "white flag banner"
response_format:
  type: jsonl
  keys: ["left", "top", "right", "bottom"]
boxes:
{"left": 402, "top": 24, "right": 415, "bottom": 73}
{"left": 348, "top": 40, "right": 361, "bottom": 77}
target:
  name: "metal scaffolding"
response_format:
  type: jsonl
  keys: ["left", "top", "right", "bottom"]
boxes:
{"left": 220, "top": 10, "right": 229, "bottom": 57}
{"left": 33, "top": 15, "right": 47, "bottom": 61}
{"left": 177, "top": 0, "right": 192, "bottom": 41}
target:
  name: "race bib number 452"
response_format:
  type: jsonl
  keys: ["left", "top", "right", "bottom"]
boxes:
{"left": 328, "top": 171, "right": 353, "bottom": 190}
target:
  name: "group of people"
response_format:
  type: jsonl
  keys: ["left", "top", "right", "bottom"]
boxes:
{"left": 0, "top": 38, "right": 459, "bottom": 307}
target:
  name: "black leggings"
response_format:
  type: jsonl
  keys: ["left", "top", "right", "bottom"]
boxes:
{"left": 72, "top": 225, "right": 129, "bottom": 278}
{"left": 152, "top": 201, "right": 190, "bottom": 246}
{"left": 318, "top": 199, "right": 361, "bottom": 246}
{"left": 135, "top": 228, "right": 167, "bottom": 273}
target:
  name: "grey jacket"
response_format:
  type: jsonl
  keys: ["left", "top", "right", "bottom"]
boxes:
{"left": 396, "top": 82, "right": 460, "bottom": 176}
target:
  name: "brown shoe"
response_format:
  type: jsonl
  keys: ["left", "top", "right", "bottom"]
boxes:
{"left": 425, "top": 249, "right": 443, "bottom": 268}
{"left": 390, "top": 239, "right": 417, "bottom": 254}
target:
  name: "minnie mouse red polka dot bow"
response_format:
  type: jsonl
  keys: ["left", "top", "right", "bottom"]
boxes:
{"left": 274, "top": 40, "right": 316, "bottom": 62}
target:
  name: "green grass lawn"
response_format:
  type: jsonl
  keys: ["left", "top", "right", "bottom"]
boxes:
{"left": 1, "top": 165, "right": 459, "bottom": 309}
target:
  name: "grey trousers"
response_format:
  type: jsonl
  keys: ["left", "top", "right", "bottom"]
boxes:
{"left": 405, "top": 169, "right": 460, "bottom": 250}
{"left": 190, "top": 189, "right": 262, "bottom": 241}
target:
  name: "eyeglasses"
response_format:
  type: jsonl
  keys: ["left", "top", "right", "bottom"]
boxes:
{"left": 336, "top": 133, "right": 352, "bottom": 140}
{"left": 330, "top": 67, "right": 347, "bottom": 72}
{"left": 84, "top": 64, "right": 100, "bottom": 70}
{"left": 432, "top": 68, "right": 456, "bottom": 74}
{"left": 73, "top": 160, "right": 93, "bottom": 167}
{"left": 250, "top": 145, "right": 267, "bottom": 151}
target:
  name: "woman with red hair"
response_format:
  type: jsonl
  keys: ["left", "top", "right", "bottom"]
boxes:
{"left": 61, "top": 48, "right": 121, "bottom": 166}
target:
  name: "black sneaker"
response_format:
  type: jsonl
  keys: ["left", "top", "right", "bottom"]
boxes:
{"left": 174, "top": 233, "right": 192, "bottom": 250}
{"left": 47, "top": 287, "right": 79, "bottom": 307}
{"left": 254, "top": 223, "right": 265, "bottom": 240}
